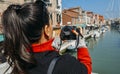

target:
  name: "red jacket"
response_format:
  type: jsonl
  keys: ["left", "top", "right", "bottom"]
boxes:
{"left": 32, "top": 39, "right": 92, "bottom": 74}
{"left": 77, "top": 47, "right": 92, "bottom": 74}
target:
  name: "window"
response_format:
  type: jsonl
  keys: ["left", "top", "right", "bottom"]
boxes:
{"left": 56, "top": 14, "right": 61, "bottom": 23}
{"left": 56, "top": 0, "right": 58, "bottom": 5}
{"left": 78, "top": 16, "right": 81, "bottom": 21}
{"left": 24, "top": 0, "right": 34, "bottom": 2}
{"left": 50, "top": 13, "right": 53, "bottom": 22}
{"left": 0, "top": 0, "right": 4, "bottom": 2}
{"left": 56, "top": 0, "right": 60, "bottom": 9}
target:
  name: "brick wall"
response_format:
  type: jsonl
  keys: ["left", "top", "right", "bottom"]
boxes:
{"left": 62, "top": 13, "right": 72, "bottom": 25}
{"left": 62, "top": 10, "right": 79, "bottom": 25}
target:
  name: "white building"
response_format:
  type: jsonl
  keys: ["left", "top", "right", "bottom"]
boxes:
{"left": 45, "top": 0, "right": 62, "bottom": 27}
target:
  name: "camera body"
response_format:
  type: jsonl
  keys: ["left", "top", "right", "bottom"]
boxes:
{"left": 60, "top": 26, "right": 80, "bottom": 40}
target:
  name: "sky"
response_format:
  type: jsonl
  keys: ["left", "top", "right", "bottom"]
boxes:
{"left": 62, "top": 0, "right": 120, "bottom": 19}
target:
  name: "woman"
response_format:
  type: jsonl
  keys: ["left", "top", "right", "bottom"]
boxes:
{"left": 1, "top": 0, "right": 92, "bottom": 74}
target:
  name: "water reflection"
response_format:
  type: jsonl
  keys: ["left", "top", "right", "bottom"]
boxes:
{"left": 87, "top": 28, "right": 120, "bottom": 74}
{"left": 86, "top": 38, "right": 99, "bottom": 51}
{"left": 86, "top": 33, "right": 105, "bottom": 51}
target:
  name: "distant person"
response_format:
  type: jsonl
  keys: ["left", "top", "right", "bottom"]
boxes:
{"left": 1, "top": 0, "right": 92, "bottom": 74}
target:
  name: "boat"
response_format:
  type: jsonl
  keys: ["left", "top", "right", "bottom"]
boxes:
{"left": 91, "top": 30, "right": 100, "bottom": 38}
{"left": 101, "top": 28, "right": 106, "bottom": 33}
{"left": 91, "top": 72, "right": 99, "bottom": 74}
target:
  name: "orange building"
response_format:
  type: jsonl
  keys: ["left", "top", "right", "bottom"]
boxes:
{"left": 99, "top": 15, "right": 104, "bottom": 23}
{"left": 62, "top": 7, "right": 83, "bottom": 25}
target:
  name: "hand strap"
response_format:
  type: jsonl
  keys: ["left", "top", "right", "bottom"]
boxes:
{"left": 47, "top": 56, "right": 59, "bottom": 74}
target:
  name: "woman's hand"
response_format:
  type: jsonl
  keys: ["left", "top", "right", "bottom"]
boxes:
{"left": 71, "top": 30, "right": 87, "bottom": 48}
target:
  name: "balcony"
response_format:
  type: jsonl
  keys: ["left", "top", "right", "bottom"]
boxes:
{"left": 57, "top": 5, "right": 60, "bottom": 9}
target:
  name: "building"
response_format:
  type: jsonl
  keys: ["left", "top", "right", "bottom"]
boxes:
{"left": 92, "top": 14, "right": 105, "bottom": 27}
{"left": 99, "top": 15, "right": 105, "bottom": 26}
{"left": 0, "top": 0, "right": 62, "bottom": 37}
{"left": 62, "top": 7, "right": 89, "bottom": 35}
{"left": 62, "top": 7, "right": 83, "bottom": 25}
{"left": 82, "top": 11, "right": 91, "bottom": 26}
{"left": 45, "top": 0, "right": 62, "bottom": 27}
{"left": 86, "top": 11, "right": 94, "bottom": 25}
{"left": 43, "top": 0, "right": 62, "bottom": 37}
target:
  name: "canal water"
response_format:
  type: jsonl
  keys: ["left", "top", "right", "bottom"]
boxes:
{"left": 86, "top": 28, "right": 120, "bottom": 74}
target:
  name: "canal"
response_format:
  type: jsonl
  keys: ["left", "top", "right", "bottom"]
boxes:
{"left": 85, "top": 28, "right": 120, "bottom": 74}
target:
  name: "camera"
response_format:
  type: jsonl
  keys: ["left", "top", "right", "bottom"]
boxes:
{"left": 59, "top": 26, "right": 83, "bottom": 50}
{"left": 60, "top": 26, "right": 80, "bottom": 40}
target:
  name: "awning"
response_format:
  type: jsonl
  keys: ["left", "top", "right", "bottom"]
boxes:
{"left": 86, "top": 24, "right": 91, "bottom": 26}
{"left": 0, "top": 34, "right": 4, "bottom": 41}
{"left": 75, "top": 24, "right": 86, "bottom": 28}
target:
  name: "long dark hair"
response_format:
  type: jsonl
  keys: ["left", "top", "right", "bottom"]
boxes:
{"left": 1, "top": 0, "right": 50, "bottom": 74}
